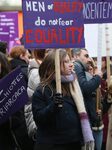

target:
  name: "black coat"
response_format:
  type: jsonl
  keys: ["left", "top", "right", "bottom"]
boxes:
{"left": 32, "top": 85, "right": 83, "bottom": 144}
{"left": 0, "top": 120, "right": 16, "bottom": 150}
{"left": 9, "top": 58, "right": 34, "bottom": 149}
{"left": 74, "top": 61, "right": 101, "bottom": 127}
{"left": 10, "top": 58, "right": 28, "bottom": 83}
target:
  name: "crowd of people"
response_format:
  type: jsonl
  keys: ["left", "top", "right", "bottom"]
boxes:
{"left": 0, "top": 40, "right": 112, "bottom": 150}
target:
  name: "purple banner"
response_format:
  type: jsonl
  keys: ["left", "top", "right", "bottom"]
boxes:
{"left": 83, "top": 0, "right": 112, "bottom": 24}
{"left": 22, "top": 0, "right": 85, "bottom": 49}
{"left": 0, "top": 26, "right": 10, "bottom": 49}
{"left": 0, "top": 67, "right": 28, "bottom": 124}
{"left": 0, "top": 12, "right": 19, "bottom": 51}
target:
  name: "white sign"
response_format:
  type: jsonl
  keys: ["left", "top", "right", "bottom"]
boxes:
{"left": 84, "top": 24, "right": 112, "bottom": 57}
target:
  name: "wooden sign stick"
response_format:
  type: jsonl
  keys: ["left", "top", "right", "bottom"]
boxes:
{"left": 55, "top": 49, "right": 63, "bottom": 108}
{"left": 55, "top": 49, "right": 62, "bottom": 94}
{"left": 96, "top": 24, "right": 102, "bottom": 113}
{"left": 105, "top": 24, "right": 112, "bottom": 150}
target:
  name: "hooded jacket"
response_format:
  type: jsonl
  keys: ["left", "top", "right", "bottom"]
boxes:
{"left": 25, "top": 59, "right": 40, "bottom": 139}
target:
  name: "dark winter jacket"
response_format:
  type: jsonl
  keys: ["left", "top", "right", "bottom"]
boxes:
{"left": 0, "top": 120, "right": 16, "bottom": 150}
{"left": 9, "top": 58, "right": 34, "bottom": 150}
{"left": 74, "top": 61, "right": 111, "bottom": 129}
{"left": 74, "top": 61, "right": 101, "bottom": 128}
{"left": 10, "top": 58, "right": 28, "bottom": 83}
{"left": 32, "top": 85, "right": 83, "bottom": 144}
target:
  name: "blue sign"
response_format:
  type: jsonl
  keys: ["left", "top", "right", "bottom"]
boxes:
{"left": 83, "top": 0, "right": 112, "bottom": 24}
{"left": 0, "top": 67, "right": 28, "bottom": 124}
{"left": 22, "top": 0, "right": 85, "bottom": 49}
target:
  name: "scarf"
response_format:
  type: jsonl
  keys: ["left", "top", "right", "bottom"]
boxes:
{"left": 62, "top": 73, "right": 95, "bottom": 150}
{"left": 61, "top": 73, "right": 75, "bottom": 83}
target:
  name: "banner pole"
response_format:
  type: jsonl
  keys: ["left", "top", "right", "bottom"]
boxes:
{"left": 105, "top": 24, "right": 111, "bottom": 150}
{"left": 55, "top": 49, "right": 62, "bottom": 94}
{"left": 96, "top": 24, "right": 102, "bottom": 113}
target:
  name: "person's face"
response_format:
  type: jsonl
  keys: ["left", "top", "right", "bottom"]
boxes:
{"left": 78, "top": 49, "right": 90, "bottom": 65}
{"left": 101, "top": 60, "right": 106, "bottom": 71}
{"left": 61, "top": 54, "right": 73, "bottom": 75}
{"left": 25, "top": 50, "right": 31, "bottom": 62}
{"left": 20, "top": 50, "right": 30, "bottom": 63}
{"left": 88, "top": 65, "right": 94, "bottom": 75}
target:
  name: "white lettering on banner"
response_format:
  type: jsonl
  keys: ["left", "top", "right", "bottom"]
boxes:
{"left": 10, "top": 31, "right": 15, "bottom": 34}
{"left": 83, "top": 2, "right": 112, "bottom": 19}
{"left": 0, "top": 90, "right": 3, "bottom": 95}
{"left": 49, "top": 18, "right": 74, "bottom": 26}
{"left": 10, "top": 27, "right": 14, "bottom": 29}
{"left": 0, "top": 86, "right": 26, "bottom": 118}
{"left": 0, "top": 32, "right": 8, "bottom": 35}
{"left": 35, "top": 17, "right": 74, "bottom": 26}
{"left": 0, "top": 15, "right": 6, "bottom": 18}
{"left": 0, "top": 19, "right": 14, "bottom": 22}
{"left": 0, "top": 22, "right": 14, "bottom": 26}
{"left": 26, "top": 1, "right": 45, "bottom": 12}
{"left": 0, "top": 72, "right": 23, "bottom": 103}
{"left": 35, "top": 17, "right": 46, "bottom": 26}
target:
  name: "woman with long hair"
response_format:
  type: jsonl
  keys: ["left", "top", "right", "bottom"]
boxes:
{"left": 0, "top": 52, "right": 17, "bottom": 150}
{"left": 32, "top": 49, "right": 94, "bottom": 150}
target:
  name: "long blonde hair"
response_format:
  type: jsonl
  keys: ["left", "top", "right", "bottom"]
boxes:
{"left": 39, "top": 49, "right": 71, "bottom": 95}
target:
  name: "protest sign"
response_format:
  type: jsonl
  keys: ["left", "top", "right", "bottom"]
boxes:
{"left": 0, "top": 26, "right": 10, "bottom": 50}
{"left": 22, "top": 0, "right": 85, "bottom": 49}
{"left": 83, "top": 0, "right": 112, "bottom": 24}
{"left": 0, "top": 67, "right": 28, "bottom": 124}
{"left": 0, "top": 11, "right": 19, "bottom": 51}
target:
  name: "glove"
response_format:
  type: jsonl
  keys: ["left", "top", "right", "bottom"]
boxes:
{"left": 54, "top": 93, "right": 63, "bottom": 108}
